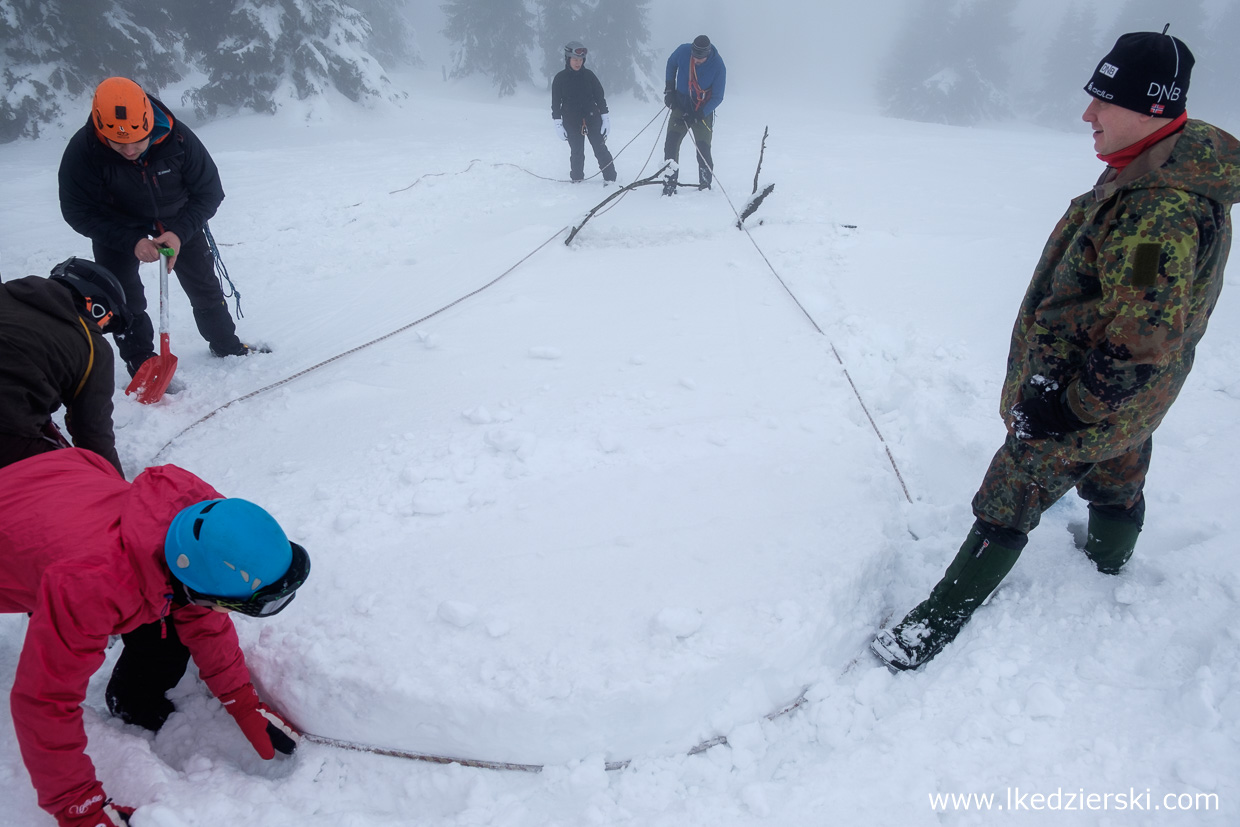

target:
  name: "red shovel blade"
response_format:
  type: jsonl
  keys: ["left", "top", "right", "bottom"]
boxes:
{"left": 125, "top": 333, "right": 178, "bottom": 404}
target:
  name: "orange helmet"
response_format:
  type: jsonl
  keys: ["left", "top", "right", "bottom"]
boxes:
{"left": 91, "top": 77, "right": 153, "bottom": 143}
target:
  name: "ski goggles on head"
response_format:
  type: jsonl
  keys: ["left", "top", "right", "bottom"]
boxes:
{"left": 184, "top": 542, "right": 311, "bottom": 617}
{"left": 570, "top": 46, "right": 587, "bottom": 57}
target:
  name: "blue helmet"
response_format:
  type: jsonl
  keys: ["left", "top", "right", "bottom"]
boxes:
{"left": 165, "top": 498, "right": 294, "bottom": 599}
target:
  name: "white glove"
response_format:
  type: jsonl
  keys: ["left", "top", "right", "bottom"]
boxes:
{"left": 553, "top": 119, "right": 567, "bottom": 141}
{"left": 600, "top": 113, "right": 610, "bottom": 139}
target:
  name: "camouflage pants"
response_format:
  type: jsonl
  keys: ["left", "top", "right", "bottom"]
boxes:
{"left": 971, "top": 433, "right": 1152, "bottom": 535}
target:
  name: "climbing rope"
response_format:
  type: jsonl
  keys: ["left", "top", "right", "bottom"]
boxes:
{"left": 204, "top": 223, "right": 243, "bottom": 319}
{"left": 683, "top": 125, "right": 914, "bottom": 503}
{"left": 388, "top": 107, "right": 670, "bottom": 192}
{"left": 152, "top": 226, "right": 569, "bottom": 460}
{"left": 159, "top": 115, "right": 912, "bottom": 505}
{"left": 161, "top": 111, "right": 674, "bottom": 458}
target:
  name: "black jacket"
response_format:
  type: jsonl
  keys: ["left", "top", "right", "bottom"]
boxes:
{"left": 551, "top": 64, "right": 609, "bottom": 121}
{"left": 0, "top": 277, "right": 122, "bottom": 474}
{"left": 57, "top": 96, "right": 224, "bottom": 254}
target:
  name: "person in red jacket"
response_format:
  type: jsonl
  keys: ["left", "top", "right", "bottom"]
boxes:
{"left": 1, "top": 448, "right": 311, "bottom": 827}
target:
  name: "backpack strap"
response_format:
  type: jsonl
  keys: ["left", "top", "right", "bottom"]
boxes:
{"left": 73, "top": 316, "right": 96, "bottom": 399}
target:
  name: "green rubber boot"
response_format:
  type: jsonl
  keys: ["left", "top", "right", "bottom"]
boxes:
{"left": 1083, "top": 501, "right": 1143, "bottom": 575}
{"left": 872, "top": 520, "right": 1026, "bottom": 671}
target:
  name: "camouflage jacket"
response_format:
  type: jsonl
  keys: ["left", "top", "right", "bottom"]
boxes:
{"left": 1001, "top": 119, "right": 1240, "bottom": 461}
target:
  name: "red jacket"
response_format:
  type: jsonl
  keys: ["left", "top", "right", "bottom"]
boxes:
{"left": 1, "top": 448, "right": 253, "bottom": 816}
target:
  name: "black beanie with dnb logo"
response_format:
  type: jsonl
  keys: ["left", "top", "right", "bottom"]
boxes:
{"left": 691, "top": 35, "right": 711, "bottom": 59}
{"left": 1084, "top": 30, "right": 1194, "bottom": 118}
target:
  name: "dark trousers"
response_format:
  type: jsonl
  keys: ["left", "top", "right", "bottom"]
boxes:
{"left": 664, "top": 112, "right": 715, "bottom": 188}
{"left": 565, "top": 112, "right": 616, "bottom": 181}
{"left": 92, "top": 229, "right": 242, "bottom": 374}
{"left": 105, "top": 616, "right": 192, "bottom": 731}
{"left": 0, "top": 433, "right": 60, "bottom": 471}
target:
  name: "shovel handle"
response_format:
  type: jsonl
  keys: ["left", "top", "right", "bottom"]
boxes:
{"left": 158, "top": 249, "right": 171, "bottom": 349}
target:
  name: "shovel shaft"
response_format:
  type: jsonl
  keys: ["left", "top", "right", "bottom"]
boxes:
{"left": 159, "top": 251, "right": 171, "bottom": 339}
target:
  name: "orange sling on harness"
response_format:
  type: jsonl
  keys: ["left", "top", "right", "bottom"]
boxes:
{"left": 688, "top": 59, "right": 712, "bottom": 113}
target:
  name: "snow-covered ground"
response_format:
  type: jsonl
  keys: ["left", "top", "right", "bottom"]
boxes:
{"left": 2, "top": 73, "right": 1238, "bottom": 826}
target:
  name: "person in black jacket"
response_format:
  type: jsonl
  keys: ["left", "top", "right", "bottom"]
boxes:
{"left": 0, "top": 258, "right": 131, "bottom": 475}
{"left": 58, "top": 76, "right": 258, "bottom": 376}
{"left": 551, "top": 42, "right": 617, "bottom": 183}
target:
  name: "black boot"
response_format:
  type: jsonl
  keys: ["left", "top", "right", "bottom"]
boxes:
{"left": 209, "top": 341, "right": 271, "bottom": 358}
{"left": 105, "top": 619, "right": 191, "bottom": 732}
{"left": 872, "top": 520, "right": 1026, "bottom": 671}
{"left": 1083, "top": 498, "right": 1143, "bottom": 574}
{"left": 195, "top": 300, "right": 248, "bottom": 358}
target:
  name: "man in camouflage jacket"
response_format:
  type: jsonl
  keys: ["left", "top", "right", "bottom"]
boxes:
{"left": 873, "top": 30, "right": 1240, "bottom": 671}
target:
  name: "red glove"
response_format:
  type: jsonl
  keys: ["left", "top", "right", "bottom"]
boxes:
{"left": 56, "top": 788, "right": 133, "bottom": 827}
{"left": 219, "top": 682, "right": 300, "bottom": 759}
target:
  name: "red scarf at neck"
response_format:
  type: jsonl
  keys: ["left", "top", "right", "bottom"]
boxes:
{"left": 1097, "top": 112, "right": 1188, "bottom": 170}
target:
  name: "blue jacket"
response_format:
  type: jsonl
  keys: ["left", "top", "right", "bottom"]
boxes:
{"left": 665, "top": 43, "right": 725, "bottom": 117}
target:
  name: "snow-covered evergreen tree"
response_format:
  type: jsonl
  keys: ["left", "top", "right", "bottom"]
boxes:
{"left": 348, "top": 0, "right": 418, "bottom": 68}
{"left": 1, "top": 0, "right": 396, "bottom": 139}
{"left": 184, "top": 0, "right": 390, "bottom": 118}
{"left": 536, "top": 0, "right": 587, "bottom": 86}
{"left": 878, "top": 0, "right": 1017, "bottom": 126}
{"left": 0, "top": 0, "right": 180, "bottom": 141}
{"left": 581, "top": 0, "right": 654, "bottom": 100}
{"left": 442, "top": 0, "right": 535, "bottom": 96}
{"left": 1033, "top": 5, "right": 1100, "bottom": 130}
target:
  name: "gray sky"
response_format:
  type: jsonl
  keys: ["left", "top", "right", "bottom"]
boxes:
{"left": 406, "top": 0, "right": 1233, "bottom": 114}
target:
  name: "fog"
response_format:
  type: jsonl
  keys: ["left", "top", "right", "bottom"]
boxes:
{"left": 408, "top": 0, "right": 1234, "bottom": 124}
{"left": 4, "top": 1, "right": 1235, "bottom": 144}
{"left": 644, "top": 0, "right": 915, "bottom": 112}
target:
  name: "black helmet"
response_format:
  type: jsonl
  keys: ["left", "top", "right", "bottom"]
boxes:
{"left": 564, "top": 41, "right": 587, "bottom": 60}
{"left": 50, "top": 257, "right": 132, "bottom": 334}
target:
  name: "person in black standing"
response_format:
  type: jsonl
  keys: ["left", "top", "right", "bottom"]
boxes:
{"left": 58, "top": 76, "right": 260, "bottom": 377}
{"left": 551, "top": 41, "right": 618, "bottom": 184}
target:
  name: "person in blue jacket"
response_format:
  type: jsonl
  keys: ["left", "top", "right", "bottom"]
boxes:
{"left": 662, "top": 35, "right": 726, "bottom": 195}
